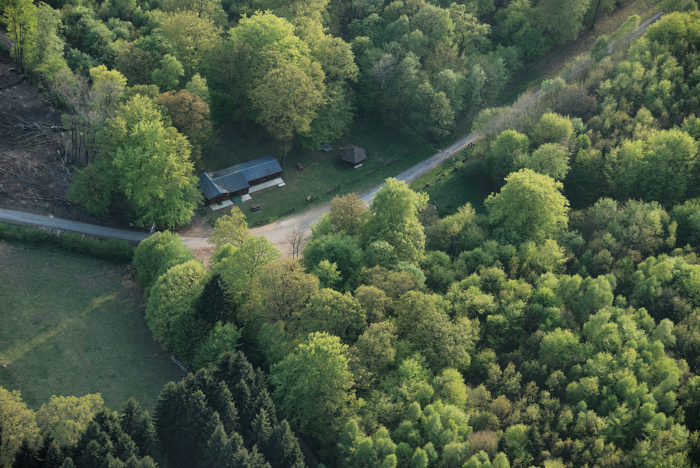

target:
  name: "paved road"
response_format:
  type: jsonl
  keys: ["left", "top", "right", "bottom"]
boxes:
{"left": 0, "top": 8, "right": 666, "bottom": 254}
{"left": 0, "top": 208, "right": 211, "bottom": 249}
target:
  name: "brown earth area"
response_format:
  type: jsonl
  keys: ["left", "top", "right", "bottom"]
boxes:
{"left": 0, "top": 55, "right": 71, "bottom": 213}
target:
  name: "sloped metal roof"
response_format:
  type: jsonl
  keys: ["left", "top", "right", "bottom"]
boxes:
{"left": 200, "top": 155, "right": 283, "bottom": 199}
{"left": 212, "top": 155, "right": 282, "bottom": 183}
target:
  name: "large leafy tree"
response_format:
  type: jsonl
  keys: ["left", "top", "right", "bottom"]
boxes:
{"left": 0, "top": 387, "right": 39, "bottom": 467}
{"left": 485, "top": 169, "right": 569, "bottom": 244}
{"left": 69, "top": 94, "right": 202, "bottom": 227}
{"left": 270, "top": 332, "right": 355, "bottom": 445}
{"left": 363, "top": 178, "right": 429, "bottom": 264}
{"left": 208, "top": 207, "right": 250, "bottom": 249}
{"left": 132, "top": 230, "right": 195, "bottom": 294}
{"left": 250, "top": 63, "right": 325, "bottom": 164}
{"left": 145, "top": 260, "right": 207, "bottom": 348}
{"left": 113, "top": 118, "right": 202, "bottom": 228}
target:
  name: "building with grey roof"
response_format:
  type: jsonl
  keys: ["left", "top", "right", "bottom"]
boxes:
{"left": 199, "top": 155, "right": 283, "bottom": 204}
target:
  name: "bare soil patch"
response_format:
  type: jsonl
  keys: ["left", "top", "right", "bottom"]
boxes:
{"left": 0, "top": 56, "right": 71, "bottom": 213}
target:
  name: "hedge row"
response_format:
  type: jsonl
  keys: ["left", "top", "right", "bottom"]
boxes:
{"left": 0, "top": 221, "right": 135, "bottom": 261}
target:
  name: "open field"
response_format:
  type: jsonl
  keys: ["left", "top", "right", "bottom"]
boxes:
{"left": 409, "top": 151, "right": 490, "bottom": 217}
{"left": 201, "top": 119, "right": 435, "bottom": 226}
{"left": 0, "top": 242, "right": 181, "bottom": 410}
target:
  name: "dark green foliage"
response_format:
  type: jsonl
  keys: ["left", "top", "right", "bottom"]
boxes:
{"left": 302, "top": 234, "right": 364, "bottom": 289}
{"left": 194, "top": 273, "right": 231, "bottom": 325}
{"left": 0, "top": 222, "right": 134, "bottom": 261}
{"left": 119, "top": 399, "right": 160, "bottom": 461}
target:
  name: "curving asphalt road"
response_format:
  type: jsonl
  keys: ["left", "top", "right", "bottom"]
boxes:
{"left": 0, "top": 8, "right": 667, "bottom": 254}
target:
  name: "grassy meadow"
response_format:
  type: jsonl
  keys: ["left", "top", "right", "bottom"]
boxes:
{"left": 201, "top": 119, "right": 436, "bottom": 226}
{"left": 0, "top": 242, "right": 182, "bottom": 410}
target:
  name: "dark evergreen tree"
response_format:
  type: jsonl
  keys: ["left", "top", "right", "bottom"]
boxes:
{"left": 195, "top": 273, "right": 231, "bottom": 325}
{"left": 250, "top": 409, "right": 273, "bottom": 448}
{"left": 184, "top": 369, "right": 239, "bottom": 434}
{"left": 119, "top": 399, "right": 161, "bottom": 462}
{"left": 252, "top": 389, "right": 278, "bottom": 426}
{"left": 263, "top": 420, "right": 306, "bottom": 468}
{"left": 233, "top": 445, "right": 270, "bottom": 468}
{"left": 13, "top": 440, "right": 41, "bottom": 468}
{"left": 155, "top": 383, "right": 221, "bottom": 468}
{"left": 201, "top": 424, "right": 233, "bottom": 468}
{"left": 42, "top": 439, "right": 66, "bottom": 468}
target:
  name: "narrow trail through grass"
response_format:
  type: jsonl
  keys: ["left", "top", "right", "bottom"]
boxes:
{"left": 0, "top": 242, "right": 182, "bottom": 410}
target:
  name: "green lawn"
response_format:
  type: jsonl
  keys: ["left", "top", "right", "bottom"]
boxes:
{"left": 201, "top": 119, "right": 435, "bottom": 226}
{"left": 0, "top": 242, "right": 182, "bottom": 410}
{"left": 409, "top": 151, "right": 491, "bottom": 217}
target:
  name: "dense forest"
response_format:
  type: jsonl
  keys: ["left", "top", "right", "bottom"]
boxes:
{"left": 1, "top": 0, "right": 650, "bottom": 227}
{"left": 2, "top": 0, "right": 700, "bottom": 467}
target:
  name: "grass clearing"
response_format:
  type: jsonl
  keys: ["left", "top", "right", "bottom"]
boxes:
{"left": 409, "top": 152, "right": 491, "bottom": 217}
{"left": 0, "top": 242, "right": 181, "bottom": 410}
{"left": 201, "top": 119, "right": 435, "bottom": 226}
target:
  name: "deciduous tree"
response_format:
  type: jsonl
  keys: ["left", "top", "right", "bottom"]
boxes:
{"left": 270, "top": 332, "right": 355, "bottom": 444}
{"left": 485, "top": 169, "right": 569, "bottom": 244}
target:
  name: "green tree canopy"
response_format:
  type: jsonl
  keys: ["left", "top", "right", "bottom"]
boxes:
{"left": 485, "top": 169, "right": 569, "bottom": 244}
{"left": 270, "top": 332, "right": 356, "bottom": 444}
{"left": 363, "top": 178, "right": 429, "bottom": 264}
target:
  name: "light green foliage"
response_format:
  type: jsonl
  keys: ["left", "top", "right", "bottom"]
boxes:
{"left": 185, "top": 73, "right": 210, "bottom": 104}
{"left": 641, "top": 129, "right": 698, "bottom": 207}
{"left": 155, "top": 10, "right": 221, "bottom": 77}
{"left": 26, "top": 3, "right": 67, "bottom": 81}
{"left": 89, "top": 65, "right": 127, "bottom": 113}
{"left": 312, "top": 260, "right": 342, "bottom": 289}
{"left": 354, "top": 284, "right": 392, "bottom": 323}
{"left": 0, "top": 387, "right": 39, "bottom": 467}
{"left": 395, "top": 291, "right": 476, "bottom": 370}
{"left": 112, "top": 118, "right": 201, "bottom": 227}
{"left": 1, "top": 0, "right": 37, "bottom": 72}
{"left": 250, "top": 62, "right": 325, "bottom": 149}
{"left": 485, "top": 169, "right": 569, "bottom": 244}
{"left": 350, "top": 321, "right": 397, "bottom": 387}
{"left": 69, "top": 94, "right": 202, "bottom": 227}
{"left": 328, "top": 193, "right": 369, "bottom": 236}
{"left": 132, "top": 231, "right": 194, "bottom": 292}
{"left": 145, "top": 260, "right": 206, "bottom": 347}
{"left": 364, "top": 178, "right": 429, "bottom": 264}
{"left": 208, "top": 207, "right": 250, "bottom": 249}
{"left": 271, "top": 332, "right": 355, "bottom": 443}
{"left": 213, "top": 235, "right": 280, "bottom": 311}
{"left": 151, "top": 53, "right": 184, "bottom": 92}
{"left": 531, "top": 112, "right": 574, "bottom": 147}
{"left": 515, "top": 142, "right": 570, "bottom": 180}
{"left": 297, "top": 288, "right": 367, "bottom": 343}
{"left": 433, "top": 368, "right": 468, "bottom": 408}
{"left": 36, "top": 394, "right": 104, "bottom": 446}
{"left": 192, "top": 321, "right": 242, "bottom": 368}
{"left": 539, "top": 328, "right": 581, "bottom": 370}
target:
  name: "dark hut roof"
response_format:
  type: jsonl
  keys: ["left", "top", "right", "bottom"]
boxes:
{"left": 340, "top": 145, "right": 367, "bottom": 164}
